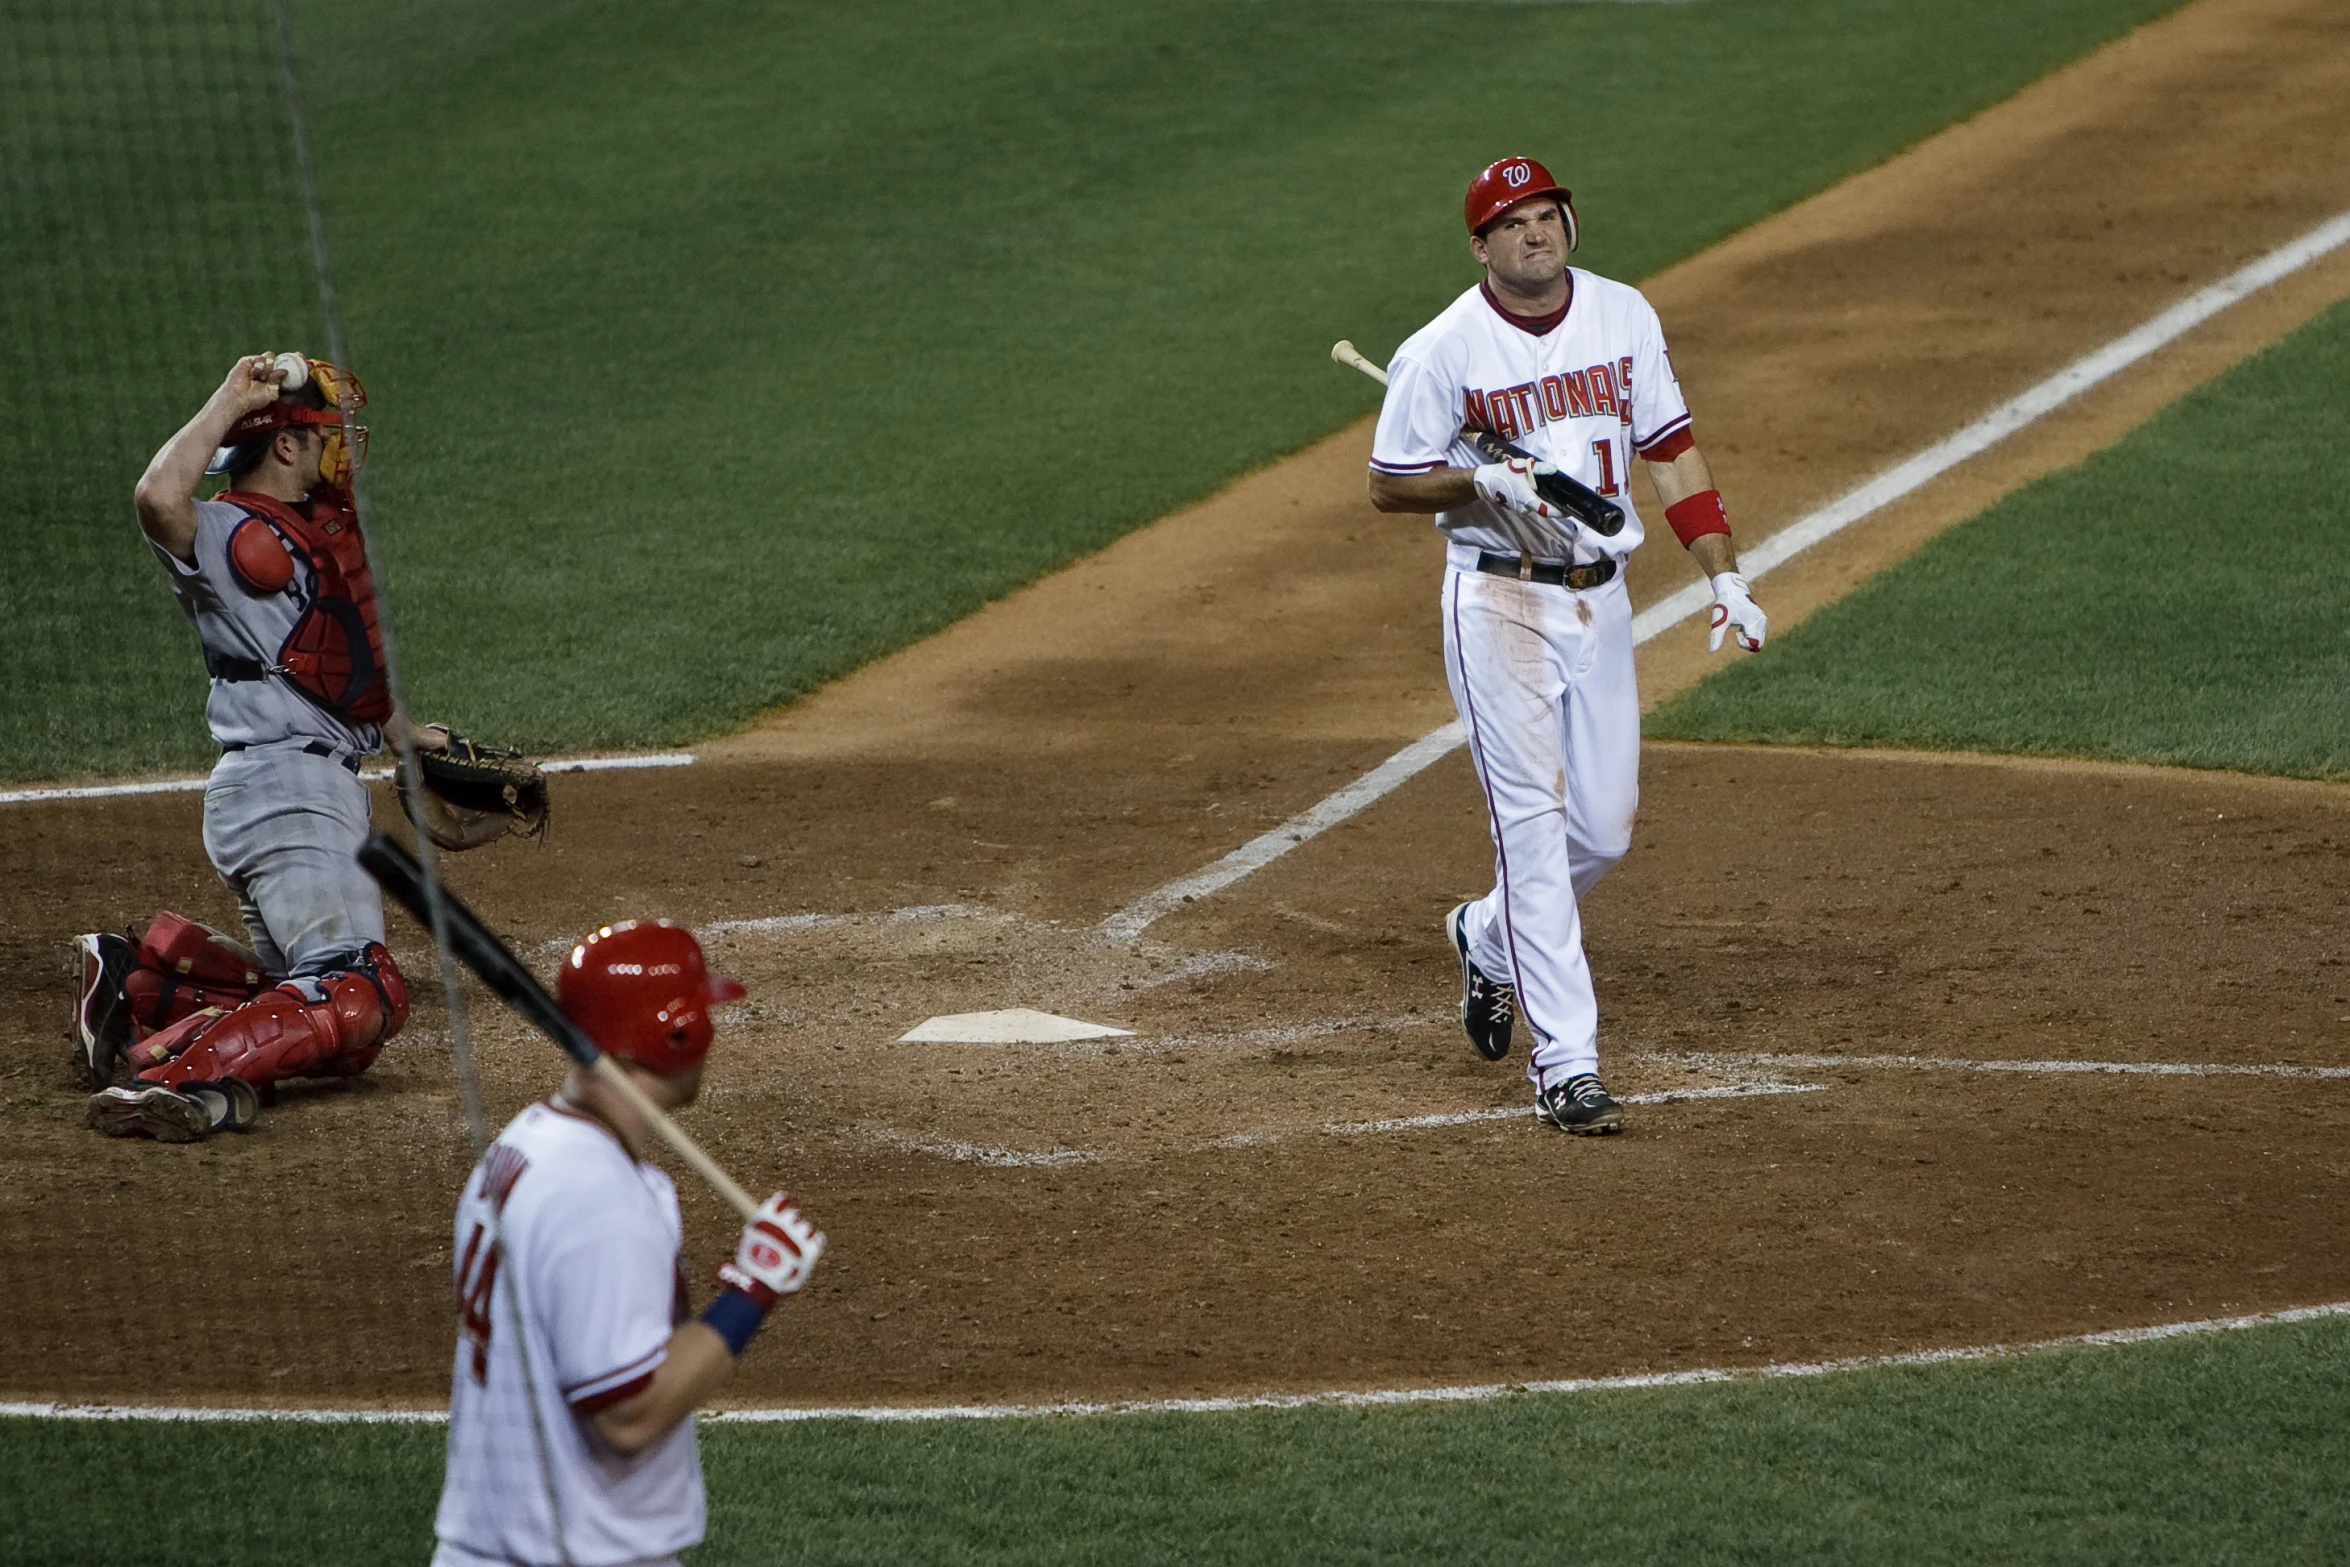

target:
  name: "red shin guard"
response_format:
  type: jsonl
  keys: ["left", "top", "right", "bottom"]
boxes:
{"left": 123, "top": 912, "right": 271, "bottom": 1037}
{"left": 133, "top": 944, "right": 410, "bottom": 1090}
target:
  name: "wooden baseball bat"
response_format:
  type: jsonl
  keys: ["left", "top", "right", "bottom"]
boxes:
{"left": 359, "top": 832, "right": 762, "bottom": 1221}
{"left": 1331, "top": 338, "right": 1389, "bottom": 385}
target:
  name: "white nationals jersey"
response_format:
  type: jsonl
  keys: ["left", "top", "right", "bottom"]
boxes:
{"left": 1371, "top": 271, "right": 1692, "bottom": 564}
{"left": 150, "top": 497, "right": 379, "bottom": 753}
{"left": 434, "top": 1099, "right": 702, "bottom": 1567}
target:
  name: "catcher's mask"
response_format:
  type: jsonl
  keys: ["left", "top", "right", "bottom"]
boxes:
{"left": 206, "top": 356, "right": 369, "bottom": 487}
{"left": 1464, "top": 157, "right": 1578, "bottom": 251}
{"left": 558, "top": 920, "right": 746, "bottom": 1076}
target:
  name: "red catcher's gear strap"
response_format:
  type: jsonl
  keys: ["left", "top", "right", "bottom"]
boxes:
{"left": 1665, "top": 488, "right": 1732, "bottom": 549}
{"left": 216, "top": 489, "right": 394, "bottom": 725}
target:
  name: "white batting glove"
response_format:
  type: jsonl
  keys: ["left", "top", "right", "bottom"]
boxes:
{"left": 715, "top": 1192, "right": 825, "bottom": 1308}
{"left": 1472, "top": 458, "right": 1566, "bottom": 522}
{"left": 1709, "top": 573, "right": 1767, "bottom": 652}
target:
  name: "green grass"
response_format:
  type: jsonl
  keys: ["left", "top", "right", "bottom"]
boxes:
{"left": 0, "top": 0, "right": 2190, "bottom": 780}
{"left": 3, "top": 1316, "right": 2344, "bottom": 1565}
{"left": 1648, "top": 296, "right": 2350, "bottom": 778}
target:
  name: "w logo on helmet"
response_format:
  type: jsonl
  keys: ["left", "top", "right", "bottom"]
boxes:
{"left": 1464, "top": 156, "right": 1572, "bottom": 243}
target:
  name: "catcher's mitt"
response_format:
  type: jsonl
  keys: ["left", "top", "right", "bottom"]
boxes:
{"left": 398, "top": 728, "right": 550, "bottom": 852}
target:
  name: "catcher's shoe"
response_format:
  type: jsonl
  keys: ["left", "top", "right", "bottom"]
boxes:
{"left": 85, "top": 1083, "right": 222, "bottom": 1143}
{"left": 1536, "top": 1073, "right": 1625, "bottom": 1136}
{"left": 179, "top": 1078, "right": 260, "bottom": 1134}
{"left": 1446, "top": 903, "right": 1515, "bottom": 1062}
{"left": 72, "top": 932, "right": 136, "bottom": 1086}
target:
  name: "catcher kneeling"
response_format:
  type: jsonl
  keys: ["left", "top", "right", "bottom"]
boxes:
{"left": 75, "top": 353, "right": 545, "bottom": 1142}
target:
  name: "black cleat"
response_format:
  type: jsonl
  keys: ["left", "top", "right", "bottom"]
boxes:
{"left": 1446, "top": 903, "right": 1516, "bottom": 1061}
{"left": 73, "top": 933, "right": 136, "bottom": 1087}
{"left": 1536, "top": 1073, "right": 1625, "bottom": 1136}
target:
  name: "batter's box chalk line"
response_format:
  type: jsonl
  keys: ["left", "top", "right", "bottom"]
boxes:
{"left": 1096, "top": 208, "right": 2350, "bottom": 945}
{"left": 864, "top": 1126, "right": 1092, "bottom": 1168}
{"left": 871, "top": 1078, "right": 1823, "bottom": 1165}
{"left": 1653, "top": 1050, "right": 2350, "bottom": 1081}
{"left": 12, "top": 1301, "right": 2345, "bottom": 1426}
{"left": 1321, "top": 1081, "right": 1824, "bottom": 1137}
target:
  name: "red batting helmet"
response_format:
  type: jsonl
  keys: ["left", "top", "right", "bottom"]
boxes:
{"left": 1464, "top": 157, "right": 1578, "bottom": 251}
{"left": 558, "top": 920, "right": 746, "bottom": 1075}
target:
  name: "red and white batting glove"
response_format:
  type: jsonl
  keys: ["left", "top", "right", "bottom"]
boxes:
{"left": 715, "top": 1192, "right": 825, "bottom": 1308}
{"left": 1708, "top": 572, "right": 1767, "bottom": 653}
{"left": 1472, "top": 458, "right": 1565, "bottom": 522}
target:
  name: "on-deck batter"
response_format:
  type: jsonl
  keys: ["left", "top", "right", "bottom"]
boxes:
{"left": 74, "top": 352, "right": 450, "bottom": 1141}
{"left": 433, "top": 921, "right": 822, "bottom": 1567}
{"left": 1368, "top": 158, "right": 1767, "bottom": 1135}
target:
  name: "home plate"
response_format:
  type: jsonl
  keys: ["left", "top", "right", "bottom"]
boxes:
{"left": 899, "top": 1009, "right": 1135, "bottom": 1044}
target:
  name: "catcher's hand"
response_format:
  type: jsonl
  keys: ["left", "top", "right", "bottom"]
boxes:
{"left": 396, "top": 725, "right": 550, "bottom": 851}
{"left": 1709, "top": 572, "right": 1767, "bottom": 653}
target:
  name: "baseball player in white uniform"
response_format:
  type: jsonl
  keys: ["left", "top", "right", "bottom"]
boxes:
{"left": 434, "top": 919, "right": 823, "bottom": 1567}
{"left": 1369, "top": 158, "right": 1766, "bottom": 1135}
{"left": 75, "top": 352, "right": 450, "bottom": 1141}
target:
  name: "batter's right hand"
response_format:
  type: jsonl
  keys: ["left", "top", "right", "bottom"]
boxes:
{"left": 715, "top": 1192, "right": 824, "bottom": 1308}
{"left": 1472, "top": 458, "right": 1566, "bottom": 522}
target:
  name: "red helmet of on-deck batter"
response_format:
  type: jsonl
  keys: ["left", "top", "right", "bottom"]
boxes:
{"left": 558, "top": 920, "right": 746, "bottom": 1075}
{"left": 1464, "top": 157, "right": 1578, "bottom": 251}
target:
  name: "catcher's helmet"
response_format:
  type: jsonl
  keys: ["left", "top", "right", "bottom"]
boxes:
{"left": 1464, "top": 157, "right": 1578, "bottom": 251}
{"left": 558, "top": 920, "right": 746, "bottom": 1075}
{"left": 207, "top": 356, "right": 369, "bottom": 487}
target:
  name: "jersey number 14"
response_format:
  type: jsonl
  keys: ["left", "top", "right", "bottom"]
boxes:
{"left": 456, "top": 1222, "right": 502, "bottom": 1383}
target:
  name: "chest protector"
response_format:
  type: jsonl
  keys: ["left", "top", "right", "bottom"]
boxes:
{"left": 216, "top": 488, "right": 393, "bottom": 726}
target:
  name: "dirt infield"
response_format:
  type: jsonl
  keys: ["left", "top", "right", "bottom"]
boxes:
{"left": 5, "top": 0, "right": 2349, "bottom": 1408}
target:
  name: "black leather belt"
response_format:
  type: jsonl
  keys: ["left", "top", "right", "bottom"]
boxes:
{"left": 221, "top": 739, "right": 361, "bottom": 775}
{"left": 204, "top": 648, "right": 270, "bottom": 682}
{"left": 1473, "top": 551, "right": 1618, "bottom": 590}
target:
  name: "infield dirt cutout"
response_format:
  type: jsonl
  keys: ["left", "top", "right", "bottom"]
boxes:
{"left": 6, "top": 0, "right": 2349, "bottom": 1409}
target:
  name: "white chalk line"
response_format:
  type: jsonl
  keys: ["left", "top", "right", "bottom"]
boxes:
{"left": 1098, "top": 209, "right": 2350, "bottom": 943}
{"left": 857, "top": 1041, "right": 2349, "bottom": 1171}
{"left": 535, "top": 902, "right": 1027, "bottom": 958}
{"left": 875, "top": 1079, "right": 1825, "bottom": 1166}
{"left": 0, "top": 750, "right": 696, "bottom": 806}
{"left": 1100, "top": 725, "right": 1466, "bottom": 941}
{"left": 866, "top": 1127, "right": 1092, "bottom": 1169}
{"left": 1656, "top": 1049, "right": 2350, "bottom": 1082}
{"left": 1324, "top": 1081, "right": 1824, "bottom": 1136}
{"left": 11, "top": 1300, "right": 2343, "bottom": 1427}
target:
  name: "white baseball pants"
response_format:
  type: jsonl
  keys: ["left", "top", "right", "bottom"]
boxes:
{"left": 1441, "top": 561, "right": 1640, "bottom": 1089}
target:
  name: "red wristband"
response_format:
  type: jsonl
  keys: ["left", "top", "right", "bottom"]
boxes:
{"left": 1664, "top": 489, "right": 1731, "bottom": 549}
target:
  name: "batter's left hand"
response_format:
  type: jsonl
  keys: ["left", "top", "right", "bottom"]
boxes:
{"left": 1708, "top": 573, "right": 1766, "bottom": 652}
{"left": 715, "top": 1193, "right": 825, "bottom": 1308}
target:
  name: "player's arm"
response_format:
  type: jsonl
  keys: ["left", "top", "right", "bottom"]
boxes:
{"left": 1367, "top": 466, "right": 1475, "bottom": 513}
{"left": 134, "top": 354, "right": 287, "bottom": 563}
{"left": 1646, "top": 440, "right": 1765, "bottom": 652}
{"left": 1367, "top": 354, "right": 1525, "bottom": 517}
{"left": 588, "top": 1193, "right": 823, "bottom": 1459}
{"left": 586, "top": 1322, "right": 739, "bottom": 1457}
